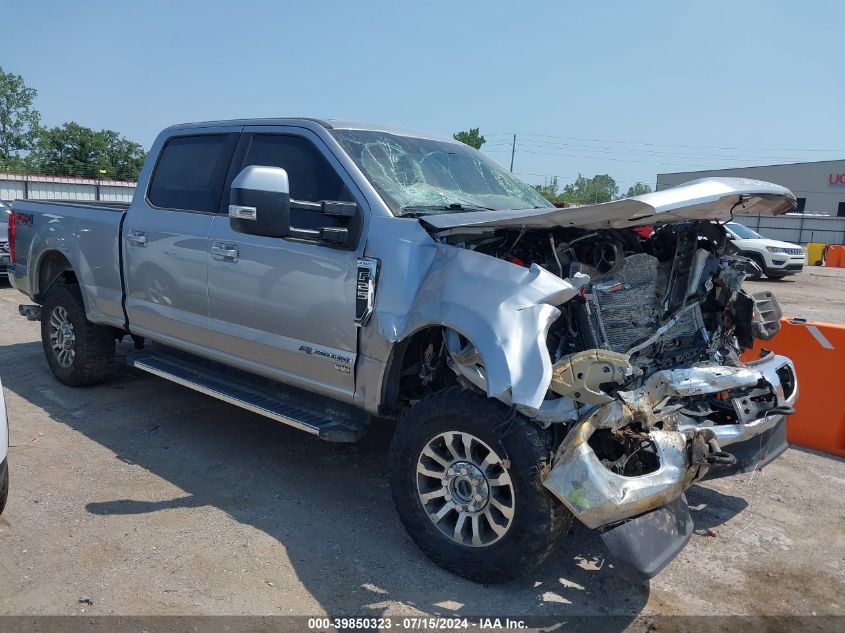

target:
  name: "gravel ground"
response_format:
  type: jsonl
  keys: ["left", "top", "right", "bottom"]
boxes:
{"left": 0, "top": 269, "right": 843, "bottom": 622}
{"left": 743, "top": 266, "right": 845, "bottom": 325}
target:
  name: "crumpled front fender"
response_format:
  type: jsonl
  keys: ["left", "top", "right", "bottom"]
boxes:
{"left": 391, "top": 245, "right": 583, "bottom": 410}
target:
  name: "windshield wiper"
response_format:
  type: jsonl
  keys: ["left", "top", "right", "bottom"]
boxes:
{"left": 398, "top": 203, "right": 496, "bottom": 217}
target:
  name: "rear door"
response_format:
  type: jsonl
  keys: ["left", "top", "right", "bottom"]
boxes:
{"left": 205, "top": 126, "right": 367, "bottom": 401}
{"left": 123, "top": 128, "right": 239, "bottom": 350}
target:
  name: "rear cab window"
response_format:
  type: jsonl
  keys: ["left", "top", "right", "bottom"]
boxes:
{"left": 148, "top": 134, "right": 238, "bottom": 212}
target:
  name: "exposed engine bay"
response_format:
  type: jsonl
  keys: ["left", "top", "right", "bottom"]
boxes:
{"left": 438, "top": 220, "right": 785, "bottom": 425}
{"left": 461, "top": 220, "right": 772, "bottom": 371}
{"left": 424, "top": 217, "right": 797, "bottom": 570}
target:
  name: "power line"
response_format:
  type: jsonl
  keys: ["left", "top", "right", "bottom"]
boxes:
{"left": 515, "top": 171, "right": 655, "bottom": 185}
{"left": 482, "top": 131, "right": 845, "bottom": 154}
{"left": 485, "top": 146, "right": 739, "bottom": 168}
{"left": 483, "top": 138, "right": 827, "bottom": 163}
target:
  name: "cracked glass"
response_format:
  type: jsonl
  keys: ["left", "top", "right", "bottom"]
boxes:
{"left": 331, "top": 129, "right": 552, "bottom": 216}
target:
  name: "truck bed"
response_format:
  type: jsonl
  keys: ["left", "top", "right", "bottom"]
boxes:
{"left": 10, "top": 199, "right": 128, "bottom": 328}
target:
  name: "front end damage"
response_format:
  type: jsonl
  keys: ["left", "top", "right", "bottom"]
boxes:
{"left": 543, "top": 351, "right": 796, "bottom": 577}
{"left": 420, "top": 178, "right": 799, "bottom": 578}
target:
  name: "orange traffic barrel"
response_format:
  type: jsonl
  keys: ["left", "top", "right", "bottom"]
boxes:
{"left": 745, "top": 318, "right": 845, "bottom": 457}
{"left": 824, "top": 245, "right": 845, "bottom": 268}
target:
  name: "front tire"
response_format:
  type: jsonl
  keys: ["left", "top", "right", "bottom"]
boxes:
{"left": 390, "top": 388, "right": 572, "bottom": 583}
{"left": 743, "top": 252, "right": 766, "bottom": 281}
{"left": 40, "top": 284, "right": 116, "bottom": 386}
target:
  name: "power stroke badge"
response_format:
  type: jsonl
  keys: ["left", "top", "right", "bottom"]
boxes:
{"left": 355, "top": 257, "right": 379, "bottom": 327}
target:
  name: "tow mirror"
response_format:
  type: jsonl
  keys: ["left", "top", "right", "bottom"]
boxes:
{"left": 229, "top": 165, "right": 291, "bottom": 238}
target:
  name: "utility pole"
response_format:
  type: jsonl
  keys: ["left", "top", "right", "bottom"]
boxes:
{"left": 509, "top": 134, "right": 516, "bottom": 172}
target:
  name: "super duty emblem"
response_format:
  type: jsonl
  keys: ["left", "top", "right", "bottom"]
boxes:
{"left": 355, "top": 257, "right": 379, "bottom": 327}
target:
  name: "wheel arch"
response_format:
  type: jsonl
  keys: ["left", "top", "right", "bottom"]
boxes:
{"left": 34, "top": 250, "right": 79, "bottom": 302}
{"left": 739, "top": 249, "right": 767, "bottom": 266}
{"left": 379, "top": 325, "right": 450, "bottom": 415}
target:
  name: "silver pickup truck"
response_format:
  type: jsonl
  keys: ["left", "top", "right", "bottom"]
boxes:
{"left": 8, "top": 118, "right": 798, "bottom": 582}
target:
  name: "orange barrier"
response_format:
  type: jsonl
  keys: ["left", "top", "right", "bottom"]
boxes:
{"left": 744, "top": 318, "right": 845, "bottom": 457}
{"left": 824, "top": 244, "right": 845, "bottom": 268}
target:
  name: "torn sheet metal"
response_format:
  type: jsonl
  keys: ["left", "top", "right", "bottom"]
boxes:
{"left": 543, "top": 402, "right": 690, "bottom": 529}
{"left": 394, "top": 244, "right": 585, "bottom": 410}
{"left": 421, "top": 177, "right": 796, "bottom": 235}
{"left": 544, "top": 353, "right": 798, "bottom": 529}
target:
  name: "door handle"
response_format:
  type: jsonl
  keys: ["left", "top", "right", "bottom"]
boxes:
{"left": 211, "top": 242, "right": 239, "bottom": 262}
{"left": 128, "top": 231, "right": 147, "bottom": 247}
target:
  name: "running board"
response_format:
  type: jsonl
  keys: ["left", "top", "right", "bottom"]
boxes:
{"left": 132, "top": 354, "right": 367, "bottom": 442}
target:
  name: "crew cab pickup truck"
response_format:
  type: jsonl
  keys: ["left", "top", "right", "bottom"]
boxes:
{"left": 8, "top": 119, "right": 799, "bottom": 582}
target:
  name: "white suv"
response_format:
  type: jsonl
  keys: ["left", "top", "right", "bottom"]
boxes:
{"left": 724, "top": 222, "right": 805, "bottom": 279}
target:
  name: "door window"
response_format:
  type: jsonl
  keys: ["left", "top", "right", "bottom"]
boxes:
{"left": 148, "top": 134, "right": 236, "bottom": 212}
{"left": 237, "top": 134, "right": 354, "bottom": 230}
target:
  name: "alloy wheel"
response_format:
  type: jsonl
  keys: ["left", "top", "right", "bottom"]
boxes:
{"left": 415, "top": 431, "right": 515, "bottom": 547}
{"left": 49, "top": 306, "right": 76, "bottom": 368}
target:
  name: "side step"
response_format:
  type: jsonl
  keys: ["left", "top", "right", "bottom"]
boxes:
{"left": 132, "top": 353, "right": 368, "bottom": 442}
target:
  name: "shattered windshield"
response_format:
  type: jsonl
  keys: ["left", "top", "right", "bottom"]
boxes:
{"left": 331, "top": 129, "right": 552, "bottom": 216}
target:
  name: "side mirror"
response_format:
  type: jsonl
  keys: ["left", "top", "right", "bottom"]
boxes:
{"left": 725, "top": 233, "right": 734, "bottom": 240}
{"left": 229, "top": 165, "right": 290, "bottom": 237}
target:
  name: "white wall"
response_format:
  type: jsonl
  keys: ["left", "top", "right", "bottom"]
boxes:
{"left": 736, "top": 213, "right": 845, "bottom": 245}
{"left": 0, "top": 173, "right": 135, "bottom": 204}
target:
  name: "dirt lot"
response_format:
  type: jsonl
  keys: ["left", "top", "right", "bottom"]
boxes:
{"left": 744, "top": 266, "right": 845, "bottom": 325}
{"left": 0, "top": 268, "right": 844, "bottom": 622}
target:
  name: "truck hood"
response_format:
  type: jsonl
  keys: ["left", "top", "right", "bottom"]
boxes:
{"left": 420, "top": 177, "right": 796, "bottom": 235}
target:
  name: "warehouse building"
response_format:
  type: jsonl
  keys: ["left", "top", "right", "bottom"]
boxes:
{"left": 656, "top": 159, "right": 845, "bottom": 217}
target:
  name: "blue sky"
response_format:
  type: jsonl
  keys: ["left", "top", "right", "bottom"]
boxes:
{"left": 3, "top": 0, "right": 843, "bottom": 191}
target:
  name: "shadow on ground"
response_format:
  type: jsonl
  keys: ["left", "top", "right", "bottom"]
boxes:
{"left": 0, "top": 338, "right": 752, "bottom": 623}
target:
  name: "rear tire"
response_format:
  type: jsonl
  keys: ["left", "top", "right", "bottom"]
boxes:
{"left": 390, "top": 387, "right": 572, "bottom": 583}
{"left": 40, "top": 284, "right": 116, "bottom": 386}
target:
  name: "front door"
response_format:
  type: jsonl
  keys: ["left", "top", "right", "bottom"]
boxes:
{"left": 123, "top": 130, "right": 239, "bottom": 351}
{"left": 206, "top": 128, "right": 366, "bottom": 402}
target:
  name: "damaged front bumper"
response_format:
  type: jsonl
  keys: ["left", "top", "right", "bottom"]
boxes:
{"left": 542, "top": 352, "right": 797, "bottom": 577}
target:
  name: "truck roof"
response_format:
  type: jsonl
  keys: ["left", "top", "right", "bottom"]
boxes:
{"left": 163, "top": 118, "right": 457, "bottom": 143}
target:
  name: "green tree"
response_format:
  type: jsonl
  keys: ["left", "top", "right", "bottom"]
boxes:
{"left": 31, "top": 122, "right": 146, "bottom": 180}
{"left": 453, "top": 127, "right": 486, "bottom": 149}
{"left": 0, "top": 67, "right": 41, "bottom": 169}
{"left": 100, "top": 131, "right": 147, "bottom": 180}
{"left": 533, "top": 176, "right": 562, "bottom": 202}
{"left": 625, "top": 182, "right": 653, "bottom": 197}
{"left": 562, "top": 173, "right": 619, "bottom": 204}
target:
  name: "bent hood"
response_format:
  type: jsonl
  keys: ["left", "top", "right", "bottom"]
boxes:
{"left": 421, "top": 177, "right": 796, "bottom": 234}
